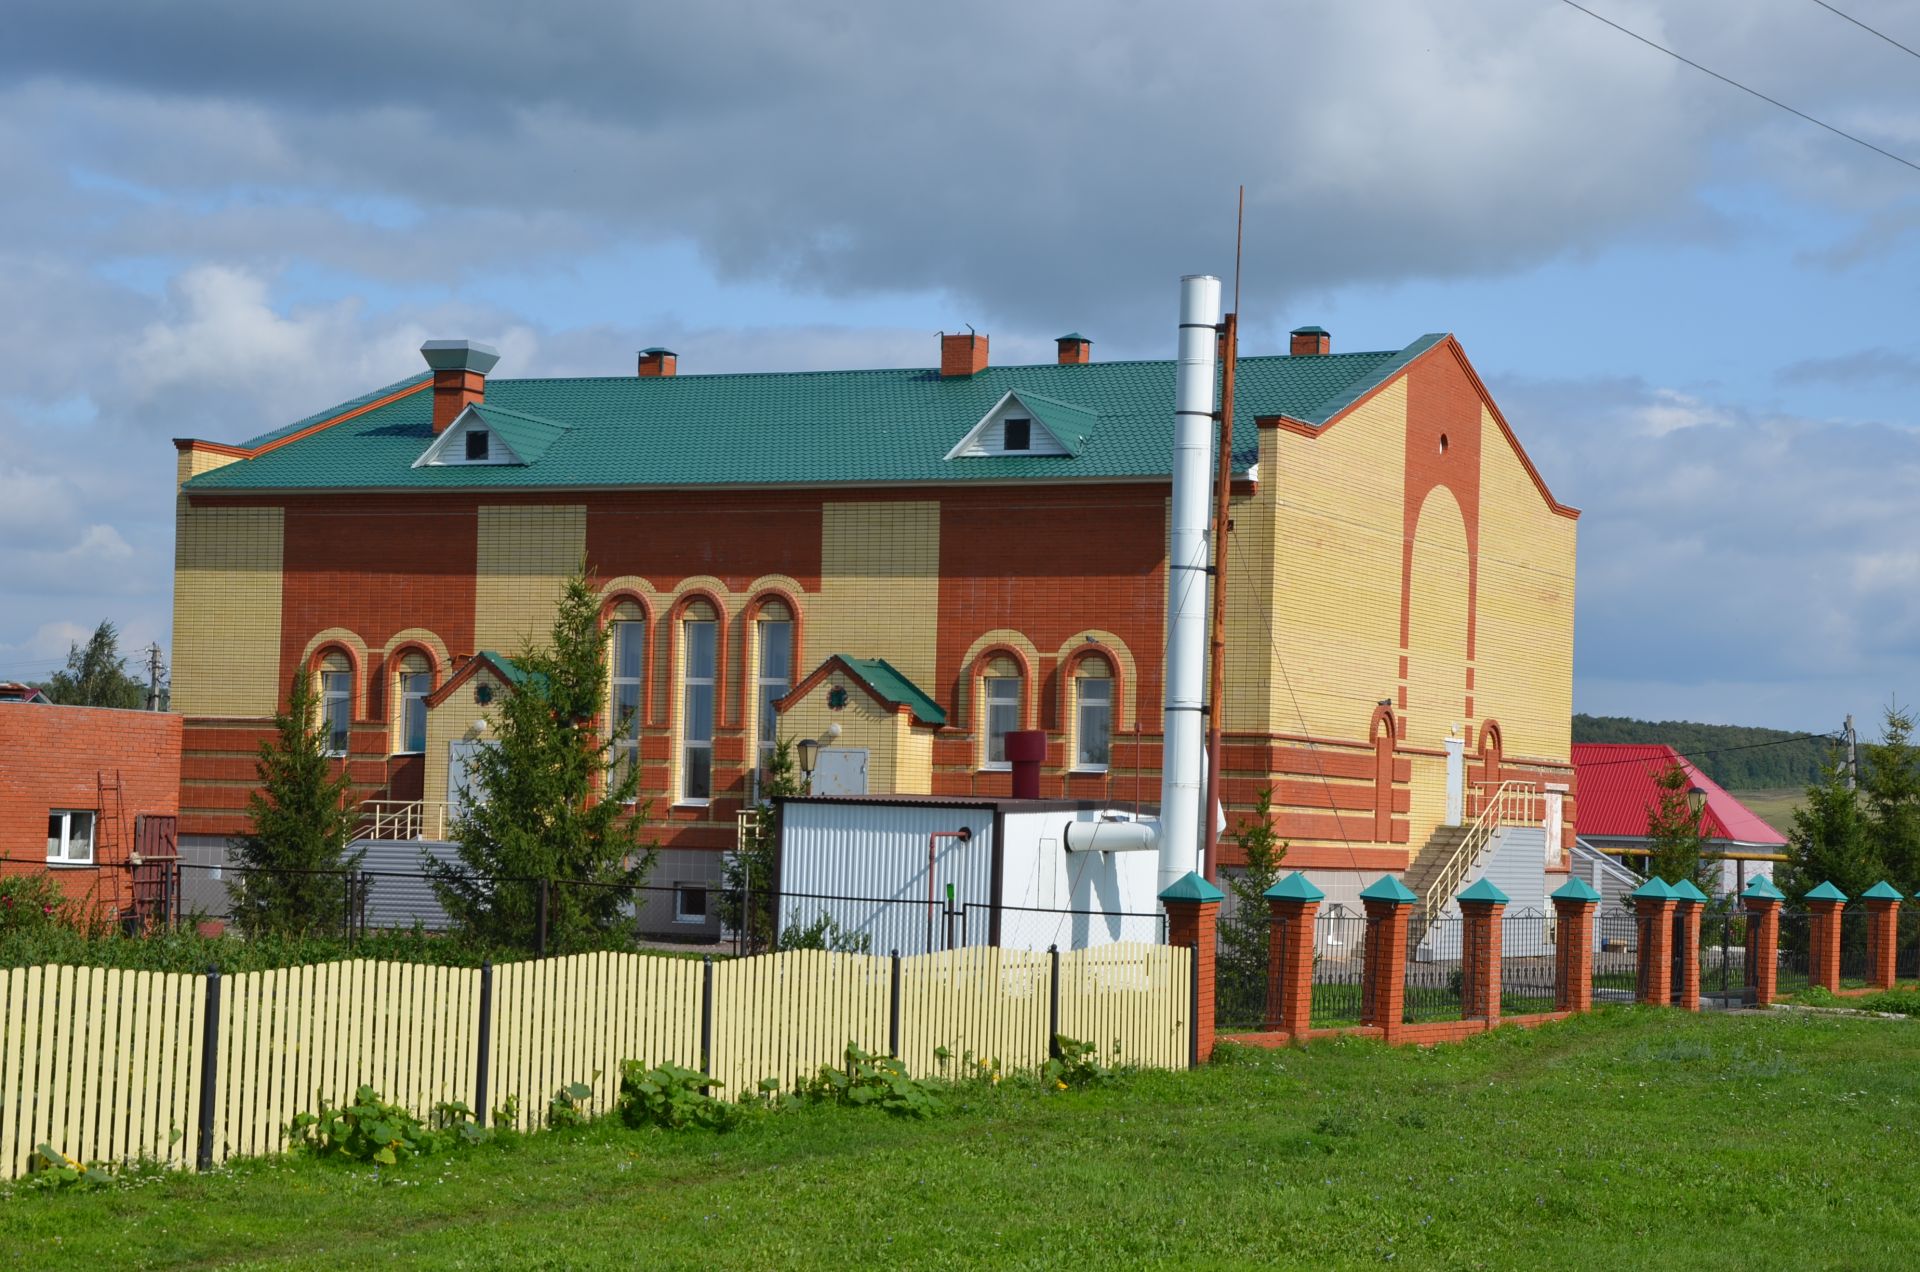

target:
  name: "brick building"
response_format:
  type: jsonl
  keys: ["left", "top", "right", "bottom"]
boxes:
{"left": 0, "top": 699, "right": 181, "bottom": 913}
{"left": 170, "top": 319, "right": 1578, "bottom": 920}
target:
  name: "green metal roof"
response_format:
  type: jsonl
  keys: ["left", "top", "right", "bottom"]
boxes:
{"left": 183, "top": 340, "right": 1445, "bottom": 493}
{"left": 1629, "top": 877, "right": 1675, "bottom": 901}
{"left": 467, "top": 404, "right": 573, "bottom": 465}
{"left": 834, "top": 656, "right": 946, "bottom": 727}
{"left": 1158, "top": 871, "right": 1225, "bottom": 903}
{"left": 1359, "top": 875, "right": 1418, "bottom": 905}
{"left": 1551, "top": 876, "right": 1603, "bottom": 904}
{"left": 1006, "top": 390, "right": 1099, "bottom": 456}
{"left": 1264, "top": 871, "right": 1325, "bottom": 902}
{"left": 1804, "top": 881, "right": 1849, "bottom": 903}
{"left": 1861, "top": 880, "right": 1903, "bottom": 901}
{"left": 1670, "top": 879, "right": 1709, "bottom": 904}
{"left": 1290, "top": 325, "right": 1330, "bottom": 336}
{"left": 1741, "top": 875, "right": 1784, "bottom": 901}
{"left": 1457, "top": 878, "right": 1509, "bottom": 906}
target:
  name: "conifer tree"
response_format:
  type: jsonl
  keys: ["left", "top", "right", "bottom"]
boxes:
{"left": 1217, "top": 787, "right": 1287, "bottom": 1024}
{"left": 719, "top": 736, "right": 800, "bottom": 954}
{"left": 1779, "top": 744, "right": 1879, "bottom": 902}
{"left": 1643, "top": 762, "right": 1713, "bottom": 892}
{"left": 227, "top": 669, "right": 363, "bottom": 936}
{"left": 1860, "top": 702, "right": 1920, "bottom": 893}
{"left": 427, "top": 568, "right": 656, "bottom": 950}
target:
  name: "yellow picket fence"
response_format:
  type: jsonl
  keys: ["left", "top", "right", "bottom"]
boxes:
{"left": 0, "top": 942, "right": 1191, "bottom": 1180}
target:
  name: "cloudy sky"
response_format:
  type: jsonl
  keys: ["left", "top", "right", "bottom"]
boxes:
{"left": 2, "top": 0, "right": 1917, "bottom": 733}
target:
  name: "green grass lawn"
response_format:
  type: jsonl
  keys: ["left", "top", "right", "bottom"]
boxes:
{"left": 1728, "top": 787, "right": 1804, "bottom": 839}
{"left": 6, "top": 1008, "right": 1918, "bottom": 1270}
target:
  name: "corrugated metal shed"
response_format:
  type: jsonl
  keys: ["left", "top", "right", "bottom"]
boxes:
{"left": 1571, "top": 743, "right": 1786, "bottom": 846}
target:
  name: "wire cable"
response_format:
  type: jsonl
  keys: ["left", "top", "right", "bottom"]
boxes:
{"left": 1572, "top": 731, "right": 1842, "bottom": 768}
{"left": 1810, "top": 0, "right": 1920, "bottom": 63}
{"left": 1557, "top": 0, "right": 1920, "bottom": 174}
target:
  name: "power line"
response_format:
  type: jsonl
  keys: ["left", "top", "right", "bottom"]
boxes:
{"left": 1573, "top": 731, "right": 1843, "bottom": 769}
{"left": 1810, "top": 0, "right": 1920, "bottom": 63}
{"left": 1557, "top": 0, "right": 1920, "bottom": 175}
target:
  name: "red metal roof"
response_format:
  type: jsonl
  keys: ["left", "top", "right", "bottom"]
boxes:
{"left": 1571, "top": 743, "right": 1787, "bottom": 846}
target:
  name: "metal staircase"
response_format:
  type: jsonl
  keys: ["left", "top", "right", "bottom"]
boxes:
{"left": 1405, "top": 781, "right": 1540, "bottom": 938}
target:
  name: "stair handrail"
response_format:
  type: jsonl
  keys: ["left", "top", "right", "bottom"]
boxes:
{"left": 1422, "top": 780, "right": 1540, "bottom": 921}
{"left": 358, "top": 799, "right": 447, "bottom": 842}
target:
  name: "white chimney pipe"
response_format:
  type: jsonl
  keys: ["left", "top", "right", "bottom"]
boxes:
{"left": 1158, "top": 274, "right": 1221, "bottom": 893}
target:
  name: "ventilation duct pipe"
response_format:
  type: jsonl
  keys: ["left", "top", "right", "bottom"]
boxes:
{"left": 1063, "top": 819, "right": 1158, "bottom": 854}
{"left": 1157, "top": 274, "right": 1222, "bottom": 893}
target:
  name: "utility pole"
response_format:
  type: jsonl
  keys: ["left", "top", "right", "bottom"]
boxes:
{"left": 1845, "top": 713, "right": 1858, "bottom": 792}
{"left": 146, "top": 643, "right": 166, "bottom": 712}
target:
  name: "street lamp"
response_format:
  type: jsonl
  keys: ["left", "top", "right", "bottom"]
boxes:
{"left": 797, "top": 738, "right": 819, "bottom": 778}
{"left": 1687, "top": 785, "right": 1708, "bottom": 818}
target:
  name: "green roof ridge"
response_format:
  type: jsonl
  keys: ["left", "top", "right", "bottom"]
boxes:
{"left": 1804, "top": 881, "right": 1849, "bottom": 902}
{"left": 1359, "top": 875, "right": 1418, "bottom": 905}
{"left": 835, "top": 656, "right": 946, "bottom": 726}
{"left": 1551, "top": 876, "right": 1602, "bottom": 903}
{"left": 1861, "top": 880, "right": 1903, "bottom": 901}
{"left": 1158, "top": 871, "right": 1225, "bottom": 903}
{"left": 1264, "top": 871, "right": 1325, "bottom": 902}
{"left": 1670, "top": 879, "right": 1709, "bottom": 903}
{"left": 1456, "top": 878, "right": 1508, "bottom": 905}
{"left": 1741, "top": 876, "right": 1785, "bottom": 901}
{"left": 1629, "top": 877, "right": 1675, "bottom": 901}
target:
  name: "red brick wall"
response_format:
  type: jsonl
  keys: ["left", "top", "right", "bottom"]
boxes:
{"left": 0, "top": 705, "right": 181, "bottom": 906}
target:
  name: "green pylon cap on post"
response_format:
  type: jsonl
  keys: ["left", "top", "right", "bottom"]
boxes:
{"left": 1456, "top": 878, "right": 1509, "bottom": 905}
{"left": 1264, "top": 871, "right": 1325, "bottom": 902}
{"left": 1358, "top": 875, "right": 1418, "bottom": 905}
{"left": 1741, "top": 876, "right": 1784, "bottom": 901}
{"left": 1551, "top": 876, "right": 1603, "bottom": 903}
{"left": 1671, "top": 879, "right": 1709, "bottom": 904}
{"left": 1629, "top": 877, "right": 1675, "bottom": 901}
{"left": 1861, "top": 881, "right": 1903, "bottom": 901}
{"left": 1804, "top": 881, "right": 1849, "bottom": 903}
{"left": 1158, "top": 871, "right": 1225, "bottom": 904}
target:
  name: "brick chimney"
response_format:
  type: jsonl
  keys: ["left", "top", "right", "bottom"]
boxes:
{"left": 637, "top": 347, "right": 677, "bottom": 377}
{"left": 420, "top": 340, "right": 501, "bottom": 434}
{"left": 1289, "top": 325, "right": 1330, "bottom": 356}
{"left": 1055, "top": 333, "right": 1092, "bottom": 365}
{"left": 941, "top": 330, "right": 988, "bottom": 377}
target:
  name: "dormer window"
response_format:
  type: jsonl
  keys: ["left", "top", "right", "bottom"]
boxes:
{"left": 1003, "top": 418, "right": 1031, "bottom": 452}
{"left": 943, "top": 390, "right": 1094, "bottom": 461}
{"left": 413, "top": 403, "right": 570, "bottom": 469}
{"left": 465, "top": 429, "right": 491, "bottom": 461}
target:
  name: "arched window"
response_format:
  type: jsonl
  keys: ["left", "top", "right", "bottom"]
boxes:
{"left": 393, "top": 652, "right": 432, "bottom": 756}
{"left": 680, "top": 599, "right": 719, "bottom": 803}
{"left": 607, "top": 600, "right": 647, "bottom": 792}
{"left": 1072, "top": 654, "right": 1113, "bottom": 772}
{"left": 980, "top": 654, "right": 1023, "bottom": 771}
{"left": 316, "top": 651, "right": 352, "bottom": 758}
{"left": 753, "top": 599, "right": 794, "bottom": 778}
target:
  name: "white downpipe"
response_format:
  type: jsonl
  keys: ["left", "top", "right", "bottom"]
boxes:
{"left": 1158, "top": 273, "right": 1221, "bottom": 893}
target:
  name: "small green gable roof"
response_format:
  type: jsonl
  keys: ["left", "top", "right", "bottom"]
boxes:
{"left": 1055, "top": 332, "right": 1091, "bottom": 344}
{"left": 1670, "top": 879, "right": 1709, "bottom": 904}
{"left": 1629, "top": 877, "right": 1675, "bottom": 901}
{"left": 1456, "top": 878, "right": 1509, "bottom": 905}
{"left": 1359, "top": 875, "right": 1418, "bottom": 905}
{"left": 467, "top": 403, "right": 572, "bottom": 464}
{"left": 1861, "top": 881, "right": 1903, "bottom": 901}
{"left": 834, "top": 657, "right": 946, "bottom": 727}
{"left": 1159, "top": 871, "right": 1225, "bottom": 903}
{"left": 1291, "top": 325, "right": 1329, "bottom": 336}
{"left": 1741, "top": 875, "right": 1785, "bottom": 901}
{"left": 1551, "top": 876, "right": 1603, "bottom": 904}
{"left": 1264, "top": 871, "right": 1325, "bottom": 902}
{"left": 1804, "top": 881, "right": 1849, "bottom": 903}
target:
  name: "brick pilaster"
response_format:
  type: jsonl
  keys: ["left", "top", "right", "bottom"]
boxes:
{"left": 1161, "top": 872, "right": 1223, "bottom": 1063}
{"left": 1633, "top": 896, "right": 1677, "bottom": 1006}
{"left": 1807, "top": 897, "right": 1845, "bottom": 994}
{"left": 1671, "top": 899, "right": 1702, "bottom": 1011}
{"left": 1459, "top": 896, "right": 1505, "bottom": 1024}
{"left": 1552, "top": 894, "right": 1597, "bottom": 1014}
{"left": 1863, "top": 883, "right": 1901, "bottom": 989}
{"left": 1361, "top": 898, "right": 1412, "bottom": 1042}
{"left": 1267, "top": 896, "right": 1319, "bottom": 1036}
{"left": 1744, "top": 896, "right": 1781, "bottom": 1006}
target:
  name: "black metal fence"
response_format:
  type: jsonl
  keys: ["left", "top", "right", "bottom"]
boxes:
{"left": 1839, "top": 907, "right": 1872, "bottom": 988}
{"left": 1899, "top": 907, "right": 1920, "bottom": 982}
{"left": 1775, "top": 910, "right": 1812, "bottom": 996}
{"left": 1500, "top": 911, "right": 1557, "bottom": 1016}
{"left": 1593, "top": 907, "right": 1638, "bottom": 1001}
{"left": 1314, "top": 910, "right": 1367, "bottom": 1027}
{"left": 1403, "top": 914, "right": 1461, "bottom": 1023}
{"left": 1698, "top": 910, "right": 1752, "bottom": 1007}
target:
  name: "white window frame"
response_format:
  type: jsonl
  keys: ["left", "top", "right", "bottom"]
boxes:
{"left": 610, "top": 618, "right": 646, "bottom": 799}
{"left": 397, "top": 669, "right": 430, "bottom": 755}
{"left": 1074, "top": 673, "right": 1112, "bottom": 772}
{"left": 47, "top": 809, "right": 96, "bottom": 866}
{"left": 982, "top": 675, "right": 1021, "bottom": 771}
{"left": 681, "top": 618, "right": 717, "bottom": 805}
{"left": 321, "top": 670, "right": 352, "bottom": 757}
{"left": 673, "top": 881, "right": 709, "bottom": 925}
{"left": 756, "top": 618, "right": 793, "bottom": 778}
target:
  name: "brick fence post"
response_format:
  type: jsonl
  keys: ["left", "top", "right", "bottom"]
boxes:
{"left": 1359, "top": 875, "right": 1417, "bottom": 1043}
{"left": 1551, "top": 877, "right": 1601, "bottom": 1014}
{"left": 1862, "top": 881, "right": 1902, "bottom": 990}
{"left": 1265, "top": 871, "right": 1323, "bottom": 1038}
{"left": 1805, "top": 881, "right": 1848, "bottom": 994}
{"left": 1457, "top": 878, "right": 1508, "bottom": 1025}
{"left": 1630, "top": 877, "right": 1677, "bottom": 1007}
{"left": 1671, "top": 880, "right": 1706, "bottom": 1012}
{"left": 1741, "top": 875, "right": 1783, "bottom": 1006}
{"left": 1160, "top": 871, "right": 1223, "bottom": 1063}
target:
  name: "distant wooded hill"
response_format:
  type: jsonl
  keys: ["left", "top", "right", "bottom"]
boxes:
{"left": 1571, "top": 715, "right": 1835, "bottom": 791}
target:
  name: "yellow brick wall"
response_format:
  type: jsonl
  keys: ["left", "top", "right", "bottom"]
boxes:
{"left": 1262, "top": 379, "right": 1409, "bottom": 739}
{"left": 1220, "top": 478, "right": 1275, "bottom": 735}
{"left": 779, "top": 670, "right": 926, "bottom": 794}
{"left": 1473, "top": 404, "right": 1577, "bottom": 764}
{"left": 173, "top": 451, "right": 284, "bottom": 718}
{"left": 422, "top": 668, "right": 507, "bottom": 806}
{"left": 473, "top": 505, "right": 586, "bottom": 654}
{"left": 808, "top": 502, "right": 940, "bottom": 688}
{"left": 1404, "top": 484, "right": 1470, "bottom": 754}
